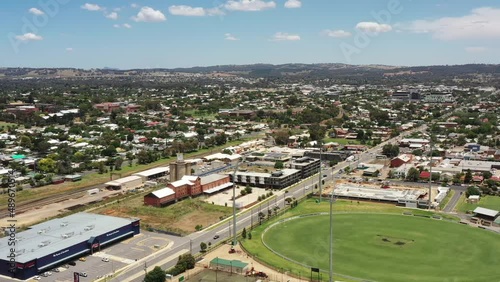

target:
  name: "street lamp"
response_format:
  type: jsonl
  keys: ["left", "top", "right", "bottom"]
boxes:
{"left": 329, "top": 175, "right": 337, "bottom": 282}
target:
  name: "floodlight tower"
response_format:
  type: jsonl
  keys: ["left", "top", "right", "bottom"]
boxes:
{"left": 329, "top": 173, "right": 336, "bottom": 282}
{"left": 231, "top": 155, "right": 246, "bottom": 246}
{"left": 428, "top": 125, "right": 433, "bottom": 210}
{"left": 318, "top": 140, "right": 323, "bottom": 203}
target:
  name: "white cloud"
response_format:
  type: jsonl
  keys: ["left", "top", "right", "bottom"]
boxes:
{"left": 225, "top": 0, "right": 276, "bottom": 11}
{"left": 66, "top": 48, "right": 73, "bottom": 52}
{"left": 225, "top": 33, "right": 239, "bottom": 41}
{"left": 29, "top": 8, "right": 45, "bottom": 15}
{"left": 465, "top": 46, "right": 488, "bottom": 53}
{"left": 271, "top": 32, "right": 300, "bottom": 41}
{"left": 81, "top": 3, "right": 103, "bottom": 11}
{"left": 168, "top": 5, "right": 224, "bottom": 17}
{"left": 15, "top": 33, "right": 43, "bottom": 41}
{"left": 106, "top": 12, "right": 118, "bottom": 20}
{"left": 356, "top": 22, "right": 392, "bottom": 33}
{"left": 284, "top": 0, "right": 301, "bottom": 9}
{"left": 114, "top": 23, "right": 132, "bottom": 29}
{"left": 408, "top": 7, "right": 500, "bottom": 40}
{"left": 322, "top": 29, "right": 351, "bottom": 38}
{"left": 113, "top": 8, "right": 121, "bottom": 12}
{"left": 131, "top": 3, "right": 138, "bottom": 9}
{"left": 132, "top": 6, "right": 166, "bottom": 22}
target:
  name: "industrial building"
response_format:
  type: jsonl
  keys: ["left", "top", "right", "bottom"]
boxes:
{"left": 0, "top": 213, "right": 140, "bottom": 280}
{"left": 132, "top": 166, "right": 169, "bottom": 182}
{"left": 169, "top": 154, "right": 192, "bottom": 182}
{"left": 104, "top": 175, "right": 143, "bottom": 190}
{"left": 144, "top": 174, "right": 233, "bottom": 207}
{"left": 210, "top": 258, "right": 249, "bottom": 274}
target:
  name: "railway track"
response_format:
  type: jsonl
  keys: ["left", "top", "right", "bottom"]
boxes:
{"left": 0, "top": 135, "right": 262, "bottom": 220}
{"left": 0, "top": 187, "right": 91, "bottom": 219}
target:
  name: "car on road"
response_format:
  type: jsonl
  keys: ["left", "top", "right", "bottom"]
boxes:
{"left": 102, "top": 257, "right": 110, "bottom": 262}
{"left": 79, "top": 257, "right": 86, "bottom": 262}
{"left": 32, "top": 276, "right": 41, "bottom": 280}
{"left": 79, "top": 272, "right": 88, "bottom": 277}
{"left": 68, "top": 261, "right": 76, "bottom": 266}
{"left": 213, "top": 235, "right": 219, "bottom": 240}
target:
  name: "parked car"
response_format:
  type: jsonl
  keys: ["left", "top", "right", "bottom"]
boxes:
{"left": 102, "top": 257, "right": 110, "bottom": 262}
{"left": 213, "top": 235, "right": 219, "bottom": 240}
{"left": 32, "top": 276, "right": 41, "bottom": 280}
{"left": 68, "top": 261, "right": 76, "bottom": 266}
{"left": 79, "top": 257, "right": 86, "bottom": 262}
{"left": 79, "top": 272, "right": 88, "bottom": 277}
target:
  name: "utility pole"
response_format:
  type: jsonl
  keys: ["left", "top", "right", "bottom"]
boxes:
{"left": 189, "top": 239, "right": 192, "bottom": 253}
{"left": 143, "top": 261, "right": 147, "bottom": 277}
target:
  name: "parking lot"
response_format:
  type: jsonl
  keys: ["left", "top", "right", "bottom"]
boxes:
{"left": 27, "top": 231, "right": 176, "bottom": 282}
{"left": 204, "top": 187, "right": 269, "bottom": 208}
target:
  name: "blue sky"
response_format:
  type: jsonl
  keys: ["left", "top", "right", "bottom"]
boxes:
{"left": 1, "top": 0, "right": 500, "bottom": 69}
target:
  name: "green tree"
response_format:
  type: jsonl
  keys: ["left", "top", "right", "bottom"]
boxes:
{"left": 274, "top": 161, "right": 284, "bottom": 169}
{"left": 144, "top": 266, "right": 165, "bottom": 282}
{"left": 466, "top": 186, "right": 481, "bottom": 197}
{"left": 37, "top": 158, "right": 57, "bottom": 173}
{"left": 200, "top": 242, "right": 207, "bottom": 252}
{"left": 19, "top": 135, "right": 32, "bottom": 149}
{"left": 406, "top": 167, "right": 420, "bottom": 182}
{"left": 242, "top": 227, "right": 247, "bottom": 239}
{"left": 464, "top": 169, "right": 473, "bottom": 184}
{"left": 248, "top": 232, "right": 252, "bottom": 240}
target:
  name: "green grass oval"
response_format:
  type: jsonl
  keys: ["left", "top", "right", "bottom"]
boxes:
{"left": 263, "top": 214, "right": 500, "bottom": 282}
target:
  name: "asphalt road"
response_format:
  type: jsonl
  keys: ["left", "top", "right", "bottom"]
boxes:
{"left": 110, "top": 122, "right": 473, "bottom": 282}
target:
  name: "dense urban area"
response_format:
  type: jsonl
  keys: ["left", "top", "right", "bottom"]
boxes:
{"left": 0, "top": 64, "right": 499, "bottom": 282}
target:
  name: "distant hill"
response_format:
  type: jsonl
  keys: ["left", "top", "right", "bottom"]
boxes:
{"left": 1, "top": 64, "right": 500, "bottom": 85}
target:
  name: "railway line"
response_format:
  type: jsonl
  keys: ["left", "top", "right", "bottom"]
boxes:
{"left": 0, "top": 186, "right": 94, "bottom": 219}
{"left": 0, "top": 135, "right": 264, "bottom": 220}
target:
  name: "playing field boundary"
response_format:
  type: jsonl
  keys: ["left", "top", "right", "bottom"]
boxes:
{"left": 260, "top": 213, "right": 375, "bottom": 282}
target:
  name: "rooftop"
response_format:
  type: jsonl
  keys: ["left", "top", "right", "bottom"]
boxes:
{"left": 133, "top": 167, "right": 169, "bottom": 177}
{"left": 150, "top": 187, "right": 175, "bottom": 198}
{"left": 0, "top": 213, "right": 137, "bottom": 263}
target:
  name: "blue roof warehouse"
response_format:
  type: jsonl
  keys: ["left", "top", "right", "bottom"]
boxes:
{"left": 0, "top": 213, "right": 140, "bottom": 280}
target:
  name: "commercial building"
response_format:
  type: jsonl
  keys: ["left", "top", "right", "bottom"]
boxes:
{"left": 105, "top": 175, "right": 143, "bottom": 190}
{"left": 290, "top": 157, "right": 320, "bottom": 179}
{"left": 333, "top": 184, "right": 427, "bottom": 208}
{"left": 390, "top": 154, "right": 413, "bottom": 168}
{"left": 231, "top": 169, "right": 301, "bottom": 189}
{"left": 0, "top": 213, "right": 140, "bottom": 280}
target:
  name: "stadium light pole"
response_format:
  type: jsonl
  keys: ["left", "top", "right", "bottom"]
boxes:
{"left": 231, "top": 155, "right": 246, "bottom": 246}
{"left": 319, "top": 140, "right": 322, "bottom": 203}
{"left": 329, "top": 173, "right": 336, "bottom": 282}
{"left": 428, "top": 125, "right": 433, "bottom": 210}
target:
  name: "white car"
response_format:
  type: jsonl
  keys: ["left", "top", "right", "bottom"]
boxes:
{"left": 32, "top": 276, "right": 41, "bottom": 280}
{"left": 102, "top": 257, "right": 110, "bottom": 262}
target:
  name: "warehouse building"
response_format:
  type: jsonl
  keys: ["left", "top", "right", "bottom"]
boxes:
{"left": 105, "top": 175, "right": 143, "bottom": 190}
{"left": 132, "top": 167, "right": 169, "bottom": 182}
{"left": 0, "top": 213, "right": 140, "bottom": 280}
{"left": 144, "top": 174, "right": 233, "bottom": 207}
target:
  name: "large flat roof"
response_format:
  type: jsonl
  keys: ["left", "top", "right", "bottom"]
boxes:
{"left": 0, "top": 213, "right": 136, "bottom": 263}
{"left": 105, "top": 175, "right": 142, "bottom": 186}
{"left": 333, "top": 185, "right": 425, "bottom": 202}
{"left": 133, "top": 167, "right": 169, "bottom": 177}
{"left": 473, "top": 207, "right": 499, "bottom": 218}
